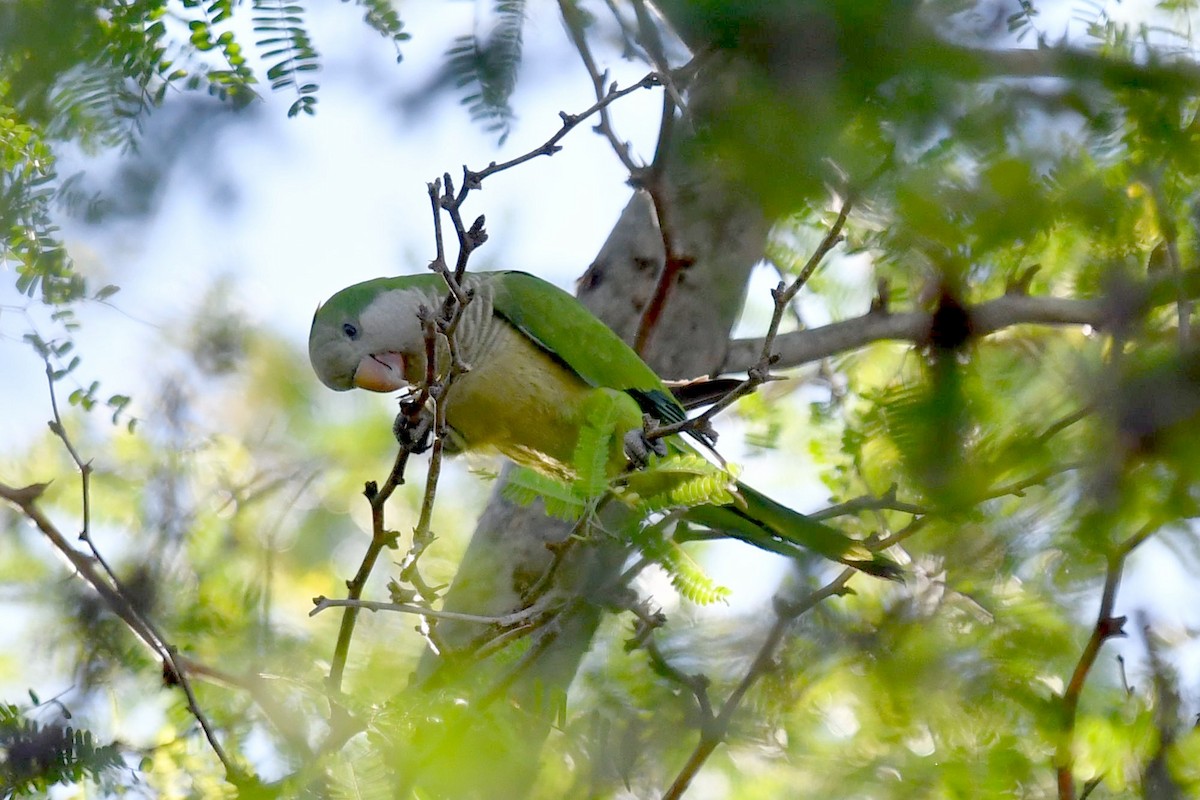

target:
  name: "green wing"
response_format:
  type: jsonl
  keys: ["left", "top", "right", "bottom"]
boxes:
{"left": 489, "top": 272, "right": 899, "bottom": 579}
{"left": 490, "top": 271, "right": 685, "bottom": 426}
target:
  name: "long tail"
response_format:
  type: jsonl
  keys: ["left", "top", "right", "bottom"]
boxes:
{"left": 681, "top": 482, "right": 901, "bottom": 579}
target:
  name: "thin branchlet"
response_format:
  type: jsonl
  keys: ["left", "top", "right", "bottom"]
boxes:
{"left": 661, "top": 568, "right": 856, "bottom": 800}
{"left": 1056, "top": 521, "right": 1158, "bottom": 800}
{"left": 645, "top": 195, "right": 854, "bottom": 443}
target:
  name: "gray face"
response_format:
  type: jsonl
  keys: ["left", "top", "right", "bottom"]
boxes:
{"left": 308, "top": 286, "right": 427, "bottom": 391}
{"left": 308, "top": 309, "right": 362, "bottom": 391}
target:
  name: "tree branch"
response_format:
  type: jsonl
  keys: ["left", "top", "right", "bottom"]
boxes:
{"left": 647, "top": 195, "right": 852, "bottom": 442}
{"left": 1055, "top": 522, "right": 1158, "bottom": 800}
{"left": 0, "top": 480, "right": 243, "bottom": 781}
{"left": 721, "top": 268, "right": 1200, "bottom": 374}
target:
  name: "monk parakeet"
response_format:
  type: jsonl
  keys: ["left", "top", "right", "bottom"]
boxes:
{"left": 309, "top": 270, "right": 897, "bottom": 577}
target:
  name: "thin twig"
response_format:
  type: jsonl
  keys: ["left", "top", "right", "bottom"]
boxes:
{"left": 1055, "top": 521, "right": 1157, "bottom": 800}
{"left": 325, "top": 447, "right": 410, "bottom": 693}
{"left": 310, "top": 596, "right": 549, "bottom": 627}
{"left": 0, "top": 480, "right": 242, "bottom": 780}
{"left": 662, "top": 569, "right": 856, "bottom": 800}
{"left": 809, "top": 486, "right": 926, "bottom": 521}
{"left": 1039, "top": 407, "right": 1092, "bottom": 442}
{"left": 646, "top": 196, "right": 854, "bottom": 442}
{"left": 559, "top": 0, "right": 642, "bottom": 173}
{"left": 457, "top": 71, "right": 662, "bottom": 197}
{"left": 40, "top": 360, "right": 118, "bottom": 588}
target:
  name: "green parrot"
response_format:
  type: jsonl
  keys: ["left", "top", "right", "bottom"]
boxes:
{"left": 309, "top": 270, "right": 898, "bottom": 578}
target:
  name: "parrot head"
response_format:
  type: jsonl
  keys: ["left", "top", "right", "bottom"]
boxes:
{"left": 308, "top": 278, "right": 427, "bottom": 393}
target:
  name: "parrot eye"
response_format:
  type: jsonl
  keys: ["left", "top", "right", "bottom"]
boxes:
{"left": 342, "top": 323, "right": 359, "bottom": 339}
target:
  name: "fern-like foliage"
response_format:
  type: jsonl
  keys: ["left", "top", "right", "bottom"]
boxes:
{"left": 634, "top": 521, "right": 730, "bottom": 605}
{"left": 0, "top": 701, "right": 124, "bottom": 799}
{"left": 347, "top": 0, "right": 412, "bottom": 62}
{"left": 497, "top": 392, "right": 735, "bottom": 605}
{"left": 446, "top": 0, "right": 527, "bottom": 144}
{"left": 0, "top": 105, "right": 82, "bottom": 305}
{"left": 620, "top": 453, "right": 738, "bottom": 517}
{"left": 253, "top": 0, "right": 320, "bottom": 117}
{"left": 503, "top": 388, "right": 626, "bottom": 517}
{"left": 502, "top": 466, "right": 588, "bottom": 520}
{"left": 326, "top": 740, "right": 395, "bottom": 800}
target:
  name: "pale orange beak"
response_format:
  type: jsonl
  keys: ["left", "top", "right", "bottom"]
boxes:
{"left": 353, "top": 352, "right": 407, "bottom": 393}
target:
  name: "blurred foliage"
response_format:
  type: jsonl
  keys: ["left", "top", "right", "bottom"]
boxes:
{"left": 4, "top": 1, "right": 1200, "bottom": 799}
{"left": 0, "top": 698, "right": 124, "bottom": 797}
{"left": 446, "top": 0, "right": 527, "bottom": 144}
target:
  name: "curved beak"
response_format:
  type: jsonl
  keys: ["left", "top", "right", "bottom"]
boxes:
{"left": 353, "top": 352, "right": 407, "bottom": 393}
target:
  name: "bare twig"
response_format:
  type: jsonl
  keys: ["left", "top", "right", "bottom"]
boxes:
{"left": 457, "top": 71, "right": 662, "bottom": 197}
{"left": 325, "top": 448, "right": 411, "bottom": 693}
{"left": 809, "top": 485, "right": 926, "bottom": 521}
{"left": 559, "top": 0, "right": 642, "bottom": 173}
{"left": 1039, "top": 407, "right": 1092, "bottom": 442}
{"left": 646, "top": 196, "right": 854, "bottom": 443}
{"left": 310, "top": 596, "right": 551, "bottom": 627}
{"left": 39, "top": 360, "right": 119, "bottom": 591}
{"left": 1055, "top": 522, "right": 1158, "bottom": 800}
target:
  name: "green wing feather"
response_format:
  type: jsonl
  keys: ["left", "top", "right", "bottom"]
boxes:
{"left": 487, "top": 271, "right": 900, "bottom": 579}
{"left": 489, "top": 271, "right": 686, "bottom": 426}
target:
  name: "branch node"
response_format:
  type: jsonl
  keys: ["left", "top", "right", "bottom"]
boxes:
{"left": 1099, "top": 615, "right": 1128, "bottom": 640}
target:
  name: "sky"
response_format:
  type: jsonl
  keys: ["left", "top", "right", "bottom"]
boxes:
{"left": 2, "top": 0, "right": 1199, "bottom": 752}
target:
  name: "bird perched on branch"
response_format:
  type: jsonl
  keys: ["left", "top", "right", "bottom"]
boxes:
{"left": 309, "top": 270, "right": 897, "bottom": 578}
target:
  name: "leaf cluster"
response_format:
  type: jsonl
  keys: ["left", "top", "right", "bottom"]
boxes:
{"left": 446, "top": 0, "right": 527, "bottom": 144}
{"left": 0, "top": 699, "right": 123, "bottom": 799}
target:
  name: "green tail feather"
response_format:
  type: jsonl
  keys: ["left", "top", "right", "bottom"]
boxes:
{"left": 681, "top": 482, "right": 901, "bottom": 579}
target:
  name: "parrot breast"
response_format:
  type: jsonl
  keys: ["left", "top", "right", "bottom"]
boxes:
{"left": 443, "top": 314, "right": 640, "bottom": 480}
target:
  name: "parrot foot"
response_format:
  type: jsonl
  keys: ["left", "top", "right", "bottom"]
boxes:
{"left": 623, "top": 417, "right": 668, "bottom": 468}
{"left": 393, "top": 405, "right": 433, "bottom": 453}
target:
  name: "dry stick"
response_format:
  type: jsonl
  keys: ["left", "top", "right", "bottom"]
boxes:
{"left": 455, "top": 70, "right": 662, "bottom": 200}
{"left": 311, "top": 596, "right": 553, "bottom": 628}
{"left": 1055, "top": 521, "right": 1158, "bottom": 800}
{"left": 326, "top": 181, "right": 479, "bottom": 693}
{"left": 325, "top": 447, "right": 411, "bottom": 693}
{"left": 662, "top": 568, "right": 856, "bottom": 800}
{"left": 647, "top": 195, "right": 854, "bottom": 443}
{"left": 559, "top": 0, "right": 642, "bottom": 174}
{"left": 39, "top": 359, "right": 120, "bottom": 602}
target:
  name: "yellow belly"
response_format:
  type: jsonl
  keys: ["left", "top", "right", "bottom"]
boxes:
{"left": 443, "top": 325, "right": 640, "bottom": 480}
